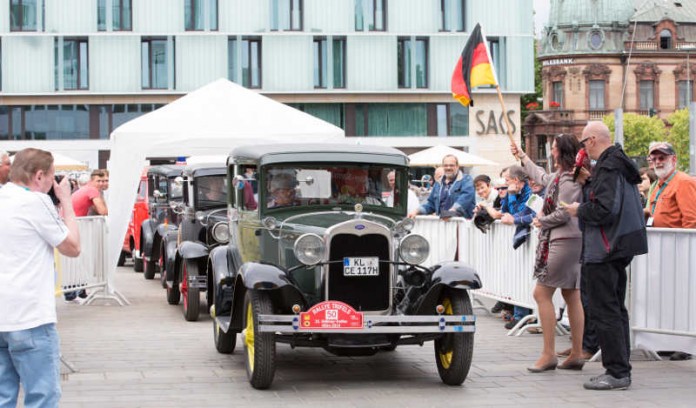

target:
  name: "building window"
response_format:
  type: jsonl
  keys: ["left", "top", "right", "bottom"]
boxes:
{"left": 185, "top": 0, "right": 218, "bottom": 31}
{"left": 10, "top": 0, "right": 39, "bottom": 31}
{"left": 98, "top": 0, "right": 132, "bottom": 31}
{"left": 678, "top": 80, "right": 693, "bottom": 109}
{"left": 291, "top": 103, "right": 345, "bottom": 129}
{"left": 660, "top": 29, "right": 672, "bottom": 50}
{"left": 397, "top": 38, "right": 428, "bottom": 89}
{"left": 313, "top": 37, "right": 327, "bottom": 88}
{"left": 271, "top": 0, "right": 302, "bottom": 31}
{"left": 57, "top": 38, "right": 89, "bottom": 90}
{"left": 228, "top": 37, "right": 262, "bottom": 89}
{"left": 351, "top": 103, "right": 427, "bottom": 137}
{"left": 552, "top": 81, "right": 563, "bottom": 108}
{"left": 639, "top": 80, "right": 654, "bottom": 110}
{"left": 435, "top": 103, "right": 469, "bottom": 136}
{"left": 488, "top": 37, "right": 504, "bottom": 87}
{"left": 313, "top": 37, "right": 346, "bottom": 89}
{"left": 355, "top": 0, "right": 386, "bottom": 32}
{"left": 141, "top": 38, "right": 171, "bottom": 90}
{"left": 333, "top": 37, "right": 346, "bottom": 88}
{"left": 589, "top": 80, "right": 605, "bottom": 110}
{"left": 440, "top": 0, "right": 465, "bottom": 32}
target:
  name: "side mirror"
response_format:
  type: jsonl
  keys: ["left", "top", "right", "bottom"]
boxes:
{"left": 153, "top": 190, "right": 165, "bottom": 200}
{"left": 233, "top": 175, "right": 246, "bottom": 190}
{"left": 299, "top": 175, "right": 314, "bottom": 186}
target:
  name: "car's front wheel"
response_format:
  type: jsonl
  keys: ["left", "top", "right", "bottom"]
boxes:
{"left": 434, "top": 289, "right": 474, "bottom": 386}
{"left": 181, "top": 260, "right": 200, "bottom": 321}
{"left": 143, "top": 254, "right": 156, "bottom": 280}
{"left": 243, "top": 290, "right": 276, "bottom": 389}
{"left": 117, "top": 250, "right": 127, "bottom": 267}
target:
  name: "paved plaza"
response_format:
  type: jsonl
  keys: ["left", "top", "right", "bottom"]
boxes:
{"left": 55, "top": 266, "right": 696, "bottom": 408}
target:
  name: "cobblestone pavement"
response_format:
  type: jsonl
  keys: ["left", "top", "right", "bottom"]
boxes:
{"left": 54, "top": 266, "right": 696, "bottom": 408}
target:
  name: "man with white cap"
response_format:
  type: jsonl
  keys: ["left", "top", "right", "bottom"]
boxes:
{"left": 645, "top": 141, "right": 696, "bottom": 228}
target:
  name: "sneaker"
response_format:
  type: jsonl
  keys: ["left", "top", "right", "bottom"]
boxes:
{"left": 504, "top": 319, "right": 520, "bottom": 330}
{"left": 64, "top": 298, "right": 84, "bottom": 305}
{"left": 583, "top": 374, "right": 631, "bottom": 391}
{"left": 491, "top": 301, "right": 505, "bottom": 314}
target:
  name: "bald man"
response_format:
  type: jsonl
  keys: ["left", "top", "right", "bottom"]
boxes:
{"left": 564, "top": 122, "right": 647, "bottom": 391}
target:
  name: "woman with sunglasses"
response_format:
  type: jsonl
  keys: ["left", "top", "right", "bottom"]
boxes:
{"left": 510, "top": 135, "right": 585, "bottom": 373}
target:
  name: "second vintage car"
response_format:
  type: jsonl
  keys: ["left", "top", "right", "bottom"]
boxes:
{"left": 163, "top": 164, "right": 232, "bottom": 321}
{"left": 208, "top": 144, "right": 481, "bottom": 389}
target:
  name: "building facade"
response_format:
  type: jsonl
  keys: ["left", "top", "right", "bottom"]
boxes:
{"left": 0, "top": 0, "right": 534, "bottom": 172}
{"left": 526, "top": 0, "right": 696, "bottom": 167}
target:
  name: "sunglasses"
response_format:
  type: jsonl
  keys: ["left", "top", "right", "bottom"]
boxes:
{"left": 579, "top": 136, "right": 591, "bottom": 146}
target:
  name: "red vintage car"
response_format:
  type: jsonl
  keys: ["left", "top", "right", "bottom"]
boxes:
{"left": 120, "top": 168, "right": 149, "bottom": 268}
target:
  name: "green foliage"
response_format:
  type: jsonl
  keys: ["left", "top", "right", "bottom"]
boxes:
{"left": 666, "top": 109, "right": 691, "bottom": 172}
{"left": 602, "top": 113, "right": 667, "bottom": 159}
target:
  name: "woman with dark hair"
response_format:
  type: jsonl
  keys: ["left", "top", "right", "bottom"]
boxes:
{"left": 638, "top": 167, "right": 657, "bottom": 208}
{"left": 510, "top": 134, "right": 585, "bottom": 373}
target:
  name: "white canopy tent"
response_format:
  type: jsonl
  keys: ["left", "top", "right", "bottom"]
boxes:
{"left": 107, "top": 78, "right": 344, "bottom": 274}
{"left": 10, "top": 152, "right": 89, "bottom": 171}
{"left": 408, "top": 144, "right": 498, "bottom": 167}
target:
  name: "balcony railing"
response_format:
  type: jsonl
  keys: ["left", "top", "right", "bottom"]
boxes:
{"left": 588, "top": 109, "right": 610, "bottom": 120}
{"left": 624, "top": 40, "right": 696, "bottom": 51}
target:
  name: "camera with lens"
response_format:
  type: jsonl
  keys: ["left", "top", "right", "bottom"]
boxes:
{"left": 47, "top": 175, "right": 64, "bottom": 205}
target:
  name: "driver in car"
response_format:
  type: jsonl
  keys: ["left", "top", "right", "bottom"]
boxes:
{"left": 267, "top": 173, "right": 298, "bottom": 208}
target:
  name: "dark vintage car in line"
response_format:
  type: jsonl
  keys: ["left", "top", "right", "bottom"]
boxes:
{"left": 137, "top": 165, "right": 184, "bottom": 279}
{"left": 208, "top": 144, "right": 481, "bottom": 389}
{"left": 162, "top": 164, "right": 234, "bottom": 321}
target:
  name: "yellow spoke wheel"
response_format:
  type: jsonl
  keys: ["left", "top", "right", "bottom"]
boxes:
{"left": 242, "top": 290, "right": 276, "bottom": 389}
{"left": 433, "top": 289, "right": 474, "bottom": 386}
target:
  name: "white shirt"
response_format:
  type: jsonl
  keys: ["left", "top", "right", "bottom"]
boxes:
{"left": 0, "top": 183, "right": 68, "bottom": 331}
{"left": 384, "top": 189, "right": 420, "bottom": 213}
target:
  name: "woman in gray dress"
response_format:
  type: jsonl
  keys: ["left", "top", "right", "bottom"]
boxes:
{"left": 511, "top": 134, "right": 585, "bottom": 372}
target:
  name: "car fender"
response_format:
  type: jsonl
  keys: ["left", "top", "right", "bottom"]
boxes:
{"left": 209, "top": 246, "right": 237, "bottom": 319}
{"left": 414, "top": 261, "right": 481, "bottom": 315}
{"left": 163, "top": 232, "right": 179, "bottom": 283}
{"left": 140, "top": 219, "right": 156, "bottom": 257}
{"left": 179, "top": 241, "right": 209, "bottom": 260}
{"left": 151, "top": 224, "right": 177, "bottom": 261}
{"left": 228, "top": 262, "right": 306, "bottom": 332}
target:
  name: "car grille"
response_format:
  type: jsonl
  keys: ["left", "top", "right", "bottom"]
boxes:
{"left": 327, "top": 233, "right": 390, "bottom": 312}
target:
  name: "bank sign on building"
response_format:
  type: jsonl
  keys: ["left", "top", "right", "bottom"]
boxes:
{"left": 0, "top": 0, "right": 534, "bottom": 174}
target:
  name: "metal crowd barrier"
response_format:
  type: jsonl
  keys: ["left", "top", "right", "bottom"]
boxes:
{"left": 414, "top": 216, "right": 696, "bottom": 353}
{"left": 630, "top": 227, "right": 696, "bottom": 357}
{"left": 55, "top": 216, "right": 129, "bottom": 306}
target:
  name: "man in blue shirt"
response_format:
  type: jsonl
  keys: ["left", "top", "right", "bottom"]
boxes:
{"left": 408, "top": 154, "right": 475, "bottom": 220}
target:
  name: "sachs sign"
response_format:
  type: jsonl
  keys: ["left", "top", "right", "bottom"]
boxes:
{"left": 299, "top": 300, "right": 363, "bottom": 329}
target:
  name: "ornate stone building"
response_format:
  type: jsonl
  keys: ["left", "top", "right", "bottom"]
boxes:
{"left": 525, "top": 0, "right": 696, "bottom": 166}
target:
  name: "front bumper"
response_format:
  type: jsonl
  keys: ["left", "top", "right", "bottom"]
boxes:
{"left": 257, "top": 314, "right": 476, "bottom": 334}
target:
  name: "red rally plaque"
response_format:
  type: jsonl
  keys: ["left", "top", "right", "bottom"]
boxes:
{"left": 299, "top": 301, "right": 364, "bottom": 330}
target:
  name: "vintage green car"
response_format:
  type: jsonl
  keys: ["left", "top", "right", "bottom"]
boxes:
{"left": 208, "top": 144, "right": 481, "bottom": 389}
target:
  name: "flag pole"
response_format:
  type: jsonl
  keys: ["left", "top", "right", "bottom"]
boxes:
{"left": 479, "top": 26, "right": 516, "bottom": 147}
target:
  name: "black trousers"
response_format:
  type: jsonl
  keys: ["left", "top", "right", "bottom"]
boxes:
{"left": 585, "top": 257, "right": 633, "bottom": 379}
{"left": 580, "top": 264, "right": 599, "bottom": 353}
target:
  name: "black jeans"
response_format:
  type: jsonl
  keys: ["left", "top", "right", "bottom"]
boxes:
{"left": 585, "top": 258, "right": 633, "bottom": 379}
{"left": 580, "top": 264, "right": 599, "bottom": 353}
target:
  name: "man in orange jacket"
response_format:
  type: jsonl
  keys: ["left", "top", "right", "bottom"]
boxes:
{"left": 646, "top": 142, "right": 696, "bottom": 228}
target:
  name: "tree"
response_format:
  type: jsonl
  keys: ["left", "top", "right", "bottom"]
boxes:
{"left": 666, "top": 108, "right": 691, "bottom": 172}
{"left": 603, "top": 113, "right": 667, "bottom": 159}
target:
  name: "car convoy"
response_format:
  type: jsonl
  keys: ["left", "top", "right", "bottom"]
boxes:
{"left": 123, "top": 144, "right": 481, "bottom": 390}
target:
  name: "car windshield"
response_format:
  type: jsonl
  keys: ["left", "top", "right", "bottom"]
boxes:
{"left": 264, "top": 164, "right": 406, "bottom": 212}
{"left": 168, "top": 176, "right": 183, "bottom": 199}
{"left": 196, "top": 175, "right": 227, "bottom": 209}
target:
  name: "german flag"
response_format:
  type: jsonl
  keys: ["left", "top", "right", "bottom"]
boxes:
{"left": 451, "top": 23, "right": 497, "bottom": 107}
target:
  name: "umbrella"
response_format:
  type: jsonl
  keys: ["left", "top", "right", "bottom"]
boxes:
{"left": 9, "top": 152, "right": 89, "bottom": 171}
{"left": 408, "top": 145, "right": 498, "bottom": 167}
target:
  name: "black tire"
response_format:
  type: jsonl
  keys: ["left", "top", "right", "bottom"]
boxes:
{"left": 159, "top": 251, "right": 168, "bottom": 289}
{"left": 133, "top": 254, "right": 143, "bottom": 272}
{"left": 117, "top": 251, "right": 126, "bottom": 267}
{"left": 213, "top": 304, "right": 237, "bottom": 354}
{"left": 182, "top": 261, "right": 200, "bottom": 322}
{"left": 434, "top": 289, "right": 474, "bottom": 386}
{"left": 243, "top": 290, "right": 276, "bottom": 389}
{"left": 166, "top": 277, "right": 180, "bottom": 305}
{"left": 143, "top": 255, "right": 156, "bottom": 280}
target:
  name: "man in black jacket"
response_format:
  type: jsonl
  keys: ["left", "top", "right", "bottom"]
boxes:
{"left": 564, "top": 122, "right": 648, "bottom": 391}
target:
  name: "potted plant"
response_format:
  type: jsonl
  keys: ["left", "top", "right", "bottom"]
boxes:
{"left": 549, "top": 101, "right": 561, "bottom": 109}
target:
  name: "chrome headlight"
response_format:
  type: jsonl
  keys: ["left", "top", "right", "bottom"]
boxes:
{"left": 293, "top": 233, "right": 325, "bottom": 266}
{"left": 211, "top": 222, "right": 230, "bottom": 244}
{"left": 399, "top": 234, "right": 429, "bottom": 265}
{"left": 394, "top": 217, "right": 415, "bottom": 235}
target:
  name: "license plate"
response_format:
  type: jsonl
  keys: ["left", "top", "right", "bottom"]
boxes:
{"left": 343, "top": 257, "right": 379, "bottom": 276}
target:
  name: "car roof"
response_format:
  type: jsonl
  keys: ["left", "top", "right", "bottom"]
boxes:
{"left": 147, "top": 165, "right": 185, "bottom": 177}
{"left": 230, "top": 143, "right": 409, "bottom": 167}
{"left": 181, "top": 164, "right": 227, "bottom": 177}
